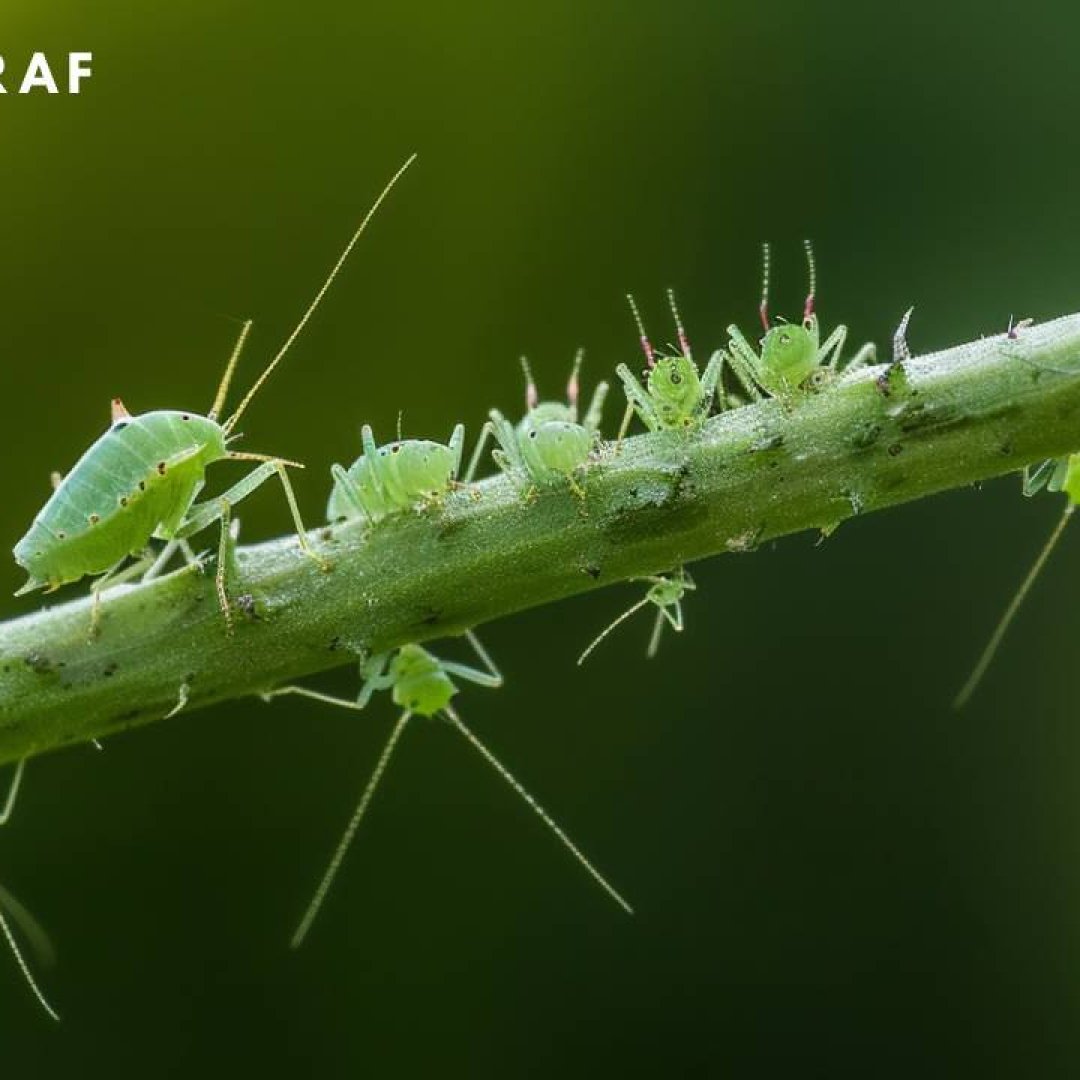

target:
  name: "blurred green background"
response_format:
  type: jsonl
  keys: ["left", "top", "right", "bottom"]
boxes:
{"left": 4, "top": 0, "right": 1080, "bottom": 1074}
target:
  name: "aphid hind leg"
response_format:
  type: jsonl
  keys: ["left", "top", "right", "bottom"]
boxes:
{"left": 698, "top": 350, "right": 726, "bottom": 414}
{"left": 215, "top": 500, "right": 236, "bottom": 634}
{"left": 88, "top": 550, "right": 159, "bottom": 638}
{"left": 615, "top": 364, "right": 660, "bottom": 441}
{"left": 463, "top": 421, "right": 494, "bottom": 485}
{"left": 329, "top": 464, "right": 373, "bottom": 524}
{"left": 724, "top": 327, "right": 766, "bottom": 400}
{"left": 439, "top": 630, "right": 503, "bottom": 689}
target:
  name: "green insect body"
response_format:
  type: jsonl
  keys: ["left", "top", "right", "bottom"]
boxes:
{"left": 725, "top": 241, "right": 876, "bottom": 402}
{"left": 262, "top": 631, "right": 631, "bottom": 947}
{"left": 12, "top": 154, "right": 418, "bottom": 627}
{"left": 469, "top": 351, "right": 608, "bottom": 494}
{"left": 327, "top": 422, "right": 465, "bottom": 524}
{"left": 1, "top": 761, "right": 60, "bottom": 1022}
{"left": 954, "top": 452, "right": 1080, "bottom": 709}
{"left": 15, "top": 406, "right": 227, "bottom": 594}
{"left": 577, "top": 568, "right": 696, "bottom": 665}
{"left": 616, "top": 290, "right": 724, "bottom": 441}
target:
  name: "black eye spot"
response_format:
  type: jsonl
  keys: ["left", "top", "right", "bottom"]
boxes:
{"left": 182, "top": 414, "right": 191, "bottom": 421}
{"left": 156, "top": 461, "right": 167, "bottom": 475}
{"left": 780, "top": 333, "right": 791, "bottom": 345}
{"left": 112, "top": 421, "right": 129, "bottom": 431}
{"left": 529, "top": 430, "right": 537, "bottom": 439}
{"left": 138, "top": 481, "right": 146, "bottom": 491}
{"left": 88, "top": 514, "right": 100, "bottom": 525}
{"left": 670, "top": 371, "right": 682, "bottom": 384}
{"left": 56, "top": 532, "right": 66, "bottom": 540}
{"left": 119, "top": 496, "right": 129, "bottom": 507}
{"left": 391, "top": 445, "right": 400, "bottom": 454}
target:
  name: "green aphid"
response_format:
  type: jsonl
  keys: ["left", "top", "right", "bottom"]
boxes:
{"left": 263, "top": 632, "right": 631, "bottom": 947}
{"left": 327, "top": 422, "right": 465, "bottom": 524}
{"left": 1, "top": 761, "right": 60, "bottom": 1022}
{"left": 955, "top": 452, "right": 1080, "bottom": 709}
{"left": 12, "top": 154, "right": 417, "bottom": 631}
{"left": 725, "top": 241, "right": 876, "bottom": 401}
{"left": 467, "top": 350, "right": 608, "bottom": 497}
{"left": 577, "top": 568, "right": 696, "bottom": 665}
{"left": 616, "top": 290, "right": 724, "bottom": 442}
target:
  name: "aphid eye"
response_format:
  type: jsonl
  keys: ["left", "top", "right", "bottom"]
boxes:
{"left": 802, "top": 318, "right": 813, "bottom": 331}
{"left": 670, "top": 371, "right": 682, "bottom": 385}
{"left": 529, "top": 430, "right": 537, "bottom": 439}
{"left": 112, "top": 421, "right": 129, "bottom": 431}
{"left": 780, "top": 333, "right": 791, "bottom": 345}
{"left": 391, "top": 445, "right": 400, "bottom": 455}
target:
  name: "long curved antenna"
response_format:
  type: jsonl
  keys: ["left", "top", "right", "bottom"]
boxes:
{"left": 666, "top": 288, "right": 691, "bottom": 360}
{"left": 520, "top": 356, "right": 539, "bottom": 411}
{"left": 577, "top": 596, "right": 652, "bottom": 666}
{"left": 566, "top": 348, "right": 584, "bottom": 414}
{"left": 758, "top": 242, "right": 771, "bottom": 331}
{"left": 208, "top": 319, "right": 254, "bottom": 421}
{"left": 444, "top": 705, "right": 633, "bottom": 915}
{"left": 290, "top": 711, "right": 411, "bottom": 949}
{"left": 954, "top": 504, "right": 1074, "bottom": 709}
{"left": 627, "top": 294, "right": 656, "bottom": 368}
{"left": 224, "top": 153, "right": 418, "bottom": 433}
{"left": 0, "top": 887, "right": 60, "bottom": 1022}
{"left": 802, "top": 238, "right": 816, "bottom": 320}
{"left": 1, "top": 759, "right": 25, "bottom": 825}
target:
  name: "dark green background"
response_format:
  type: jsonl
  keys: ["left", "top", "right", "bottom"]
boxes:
{"left": 3, "top": 1, "right": 1080, "bottom": 1075}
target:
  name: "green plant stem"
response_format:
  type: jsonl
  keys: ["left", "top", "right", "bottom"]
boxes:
{"left": 3, "top": 315, "right": 1080, "bottom": 765}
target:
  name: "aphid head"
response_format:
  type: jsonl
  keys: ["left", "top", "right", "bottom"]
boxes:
{"left": 520, "top": 350, "right": 585, "bottom": 422}
{"left": 647, "top": 356, "right": 703, "bottom": 426}
{"left": 759, "top": 320, "right": 819, "bottom": 394}
{"left": 390, "top": 645, "right": 456, "bottom": 716}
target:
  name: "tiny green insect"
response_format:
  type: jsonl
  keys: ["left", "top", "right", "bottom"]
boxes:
{"left": 954, "top": 452, "right": 1080, "bottom": 709}
{"left": 13, "top": 154, "right": 417, "bottom": 631}
{"left": 616, "top": 289, "right": 724, "bottom": 443}
{"left": 577, "top": 568, "right": 696, "bottom": 665}
{"left": 724, "top": 241, "right": 877, "bottom": 401}
{"left": 467, "top": 351, "right": 609, "bottom": 497}
{"left": 263, "top": 631, "right": 631, "bottom": 946}
{"left": 327, "top": 421, "right": 466, "bottom": 524}
{"left": 1, "top": 761, "right": 60, "bottom": 1022}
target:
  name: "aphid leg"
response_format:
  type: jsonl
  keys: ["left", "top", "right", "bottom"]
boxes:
{"left": 164, "top": 680, "right": 191, "bottom": 719}
{"left": 582, "top": 380, "right": 610, "bottom": 435}
{"left": 698, "top": 350, "right": 727, "bottom": 415}
{"left": 463, "top": 421, "right": 494, "bottom": 484}
{"left": 357, "top": 652, "right": 396, "bottom": 707}
{"left": 88, "top": 552, "right": 158, "bottom": 638}
{"left": 440, "top": 629, "right": 504, "bottom": 689}
{"left": 329, "top": 464, "right": 373, "bottom": 524}
{"left": 0, "top": 760, "right": 26, "bottom": 826}
{"left": 442, "top": 704, "right": 632, "bottom": 915}
{"left": 291, "top": 710, "right": 412, "bottom": 949}
{"left": 447, "top": 423, "right": 466, "bottom": 481}
{"left": 724, "top": 328, "right": 765, "bottom": 401}
{"left": 614, "top": 364, "right": 661, "bottom": 443}
{"left": 646, "top": 598, "right": 684, "bottom": 659}
{"left": 214, "top": 500, "right": 236, "bottom": 633}
{"left": 891, "top": 307, "right": 914, "bottom": 367}
{"left": 359, "top": 425, "right": 397, "bottom": 506}
{"left": 954, "top": 503, "right": 1075, "bottom": 709}
{"left": 1023, "top": 459, "right": 1062, "bottom": 497}
{"left": 487, "top": 411, "right": 528, "bottom": 487}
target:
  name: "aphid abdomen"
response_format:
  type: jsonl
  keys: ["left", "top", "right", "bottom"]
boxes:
{"left": 389, "top": 646, "right": 456, "bottom": 715}
{"left": 13, "top": 411, "right": 224, "bottom": 590}
{"left": 521, "top": 421, "right": 590, "bottom": 480}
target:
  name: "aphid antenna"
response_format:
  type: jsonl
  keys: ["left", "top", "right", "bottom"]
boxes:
{"left": 577, "top": 595, "right": 653, "bottom": 666}
{"left": 208, "top": 319, "right": 254, "bottom": 422}
{"left": 803, "top": 238, "right": 817, "bottom": 321}
{"left": 566, "top": 348, "right": 584, "bottom": 412}
{"left": 758, "top": 242, "right": 771, "bottom": 331}
{"left": 520, "top": 356, "right": 539, "bottom": 411}
{"left": 291, "top": 711, "right": 412, "bottom": 949}
{"left": 954, "top": 503, "right": 1075, "bottom": 709}
{"left": 665, "top": 288, "right": 692, "bottom": 360}
{"left": 626, "top": 293, "right": 656, "bottom": 368}
{"left": 442, "top": 705, "right": 633, "bottom": 915}
{"left": 0, "top": 899, "right": 60, "bottom": 1022}
{"left": 396, "top": 410, "right": 404, "bottom": 442}
{"left": 222, "top": 152, "right": 418, "bottom": 435}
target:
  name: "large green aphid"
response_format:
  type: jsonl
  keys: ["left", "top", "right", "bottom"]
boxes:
{"left": 577, "top": 568, "right": 696, "bottom": 665}
{"left": 725, "top": 241, "right": 877, "bottom": 401}
{"left": 12, "top": 154, "right": 417, "bottom": 629}
{"left": 1, "top": 761, "right": 60, "bottom": 1022}
{"left": 954, "top": 452, "right": 1080, "bottom": 708}
{"left": 468, "top": 351, "right": 608, "bottom": 496}
{"left": 263, "top": 632, "right": 631, "bottom": 946}
{"left": 616, "top": 290, "right": 724, "bottom": 442}
{"left": 327, "top": 421, "right": 465, "bottom": 524}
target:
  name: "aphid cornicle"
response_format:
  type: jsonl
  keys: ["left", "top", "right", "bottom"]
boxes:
{"left": 262, "top": 631, "right": 631, "bottom": 947}
{"left": 724, "top": 240, "right": 877, "bottom": 401}
{"left": 1, "top": 761, "right": 60, "bottom": 1022}
{"left": 12, "top": 153, "right": 417, "bottom": 630}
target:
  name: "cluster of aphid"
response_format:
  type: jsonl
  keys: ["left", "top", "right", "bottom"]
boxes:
{"left": 6, "top": 155, "right": 1060, "bottom": 1021}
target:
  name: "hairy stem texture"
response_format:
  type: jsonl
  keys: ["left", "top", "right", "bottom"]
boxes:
{"left": 3, "top": 315, "right": 1080, "bottom": 765}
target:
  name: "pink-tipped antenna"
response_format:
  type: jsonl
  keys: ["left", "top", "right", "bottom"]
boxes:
{"left": 626, "top": 294, "right": 655, "bottom": 368}
{"left": 520, "top": 356, "right": 539, "bottom": 411}
{"left": 666, "top": 288, "right": 692, "bottom": 360}
{"left": 566, "top": 347, "right": 584, "bottom": 411}
{"left": 803, "top": 238, "right": 817, "bottom": 321}
{"left": 758, "top": 242, "right": 771, "bottom": 331}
